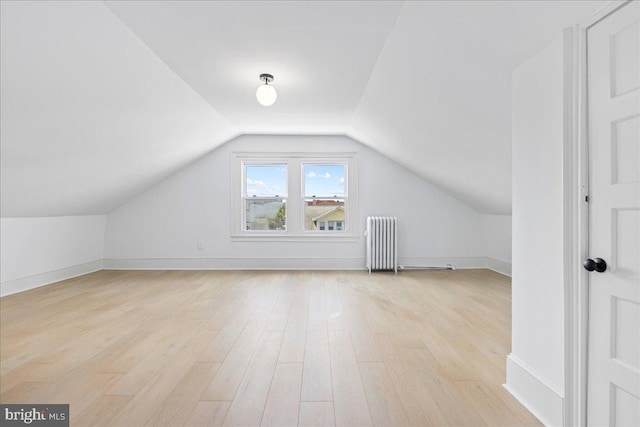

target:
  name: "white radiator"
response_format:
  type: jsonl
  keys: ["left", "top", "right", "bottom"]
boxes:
{"left": 366, "top": 216, "right": 398, "bottom": 273}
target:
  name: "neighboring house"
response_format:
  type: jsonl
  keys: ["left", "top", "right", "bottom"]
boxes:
{"left": 304, "top": 202, "right": 345, "bottom": 231}
{"left": 312, "top": 206, "right": 344, "bottom": 231}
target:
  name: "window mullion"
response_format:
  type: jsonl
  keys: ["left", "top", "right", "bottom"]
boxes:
{"left": 286, "top": 159, "right": 302, "bottom": 234}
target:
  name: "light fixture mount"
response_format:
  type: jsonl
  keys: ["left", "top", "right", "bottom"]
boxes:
{"left": 259, "top": 73, "right": 274, "bottom": 84}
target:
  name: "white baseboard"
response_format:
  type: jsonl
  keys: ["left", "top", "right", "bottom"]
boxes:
{"left": 504, "top": 354, "right": 564, "bottom": 427}
{"left": 402, "top": 256, "right": 512, "bottom": 276}
{"left": 487, "top": 257, "right": 512, "bottom": 276}
{"left": 102, "top": 257, "right": 366, "bottom": 270}
{"left": 0, "top": 260, "right": 103, "bottom": 297}
{"left": 102, "top": 256, "right": 495, "bottom": 271}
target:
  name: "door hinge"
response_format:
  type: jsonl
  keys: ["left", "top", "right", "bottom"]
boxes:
{"left": 585, "top": 195, "right": 589, "bottom": 202}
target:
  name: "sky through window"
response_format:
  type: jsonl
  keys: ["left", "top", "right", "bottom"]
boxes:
{"left": 304, "top": 164, "right": 345, "bottom": 198}
{"left": 245, "top": 165, "right": 287, "bottom": 197}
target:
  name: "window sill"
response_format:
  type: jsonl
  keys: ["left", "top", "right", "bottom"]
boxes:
{"left": 231, "top": 233, "right": 361, "bottom": 243}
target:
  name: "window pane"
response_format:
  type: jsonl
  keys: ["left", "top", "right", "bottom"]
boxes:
{"left": 245, "top": 199, "right": 286, "bottom": 231}
{"left": 303, "top": 164, "right": 345, "bottom": 198}
{"left": 245, "top": 165, "right": 287, "bottom": 197}
{"left": 304, "top": 198, "right": 344, "bottom": 231}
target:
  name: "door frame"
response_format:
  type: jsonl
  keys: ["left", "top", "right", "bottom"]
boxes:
{"left": 564, "top": 1, "right": 635, "bottom": 426}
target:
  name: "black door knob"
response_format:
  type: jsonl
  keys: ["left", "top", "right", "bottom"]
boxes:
{"left": 583, "top": 258, "right": 607, "bottom": 273}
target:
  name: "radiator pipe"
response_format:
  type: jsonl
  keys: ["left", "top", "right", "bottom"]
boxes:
{"left": 398, "top": 264, "right": 455, "bottom": 270}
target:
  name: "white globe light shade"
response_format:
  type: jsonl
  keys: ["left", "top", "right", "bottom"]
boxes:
{"left": 256, "top": 84, "right": 277, "bottom": 106}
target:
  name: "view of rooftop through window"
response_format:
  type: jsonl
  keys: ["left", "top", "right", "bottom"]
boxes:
{"left": 245, "top": 165, "right": 287, "bottom": 231}
{"left": 304, "top": 164, "right": 346, "bottom": 232}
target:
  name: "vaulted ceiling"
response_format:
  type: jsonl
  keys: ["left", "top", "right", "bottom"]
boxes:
{"left": 1, "top": 1, "right": 607, "bottom": 217}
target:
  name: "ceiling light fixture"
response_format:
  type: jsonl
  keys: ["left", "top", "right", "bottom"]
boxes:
{"left": 256, "top": 73, "right": 277, "bottom": 106}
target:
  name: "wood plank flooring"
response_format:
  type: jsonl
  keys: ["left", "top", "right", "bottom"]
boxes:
{"left": 0, "top": 269, "right": 541, "bottom": 426}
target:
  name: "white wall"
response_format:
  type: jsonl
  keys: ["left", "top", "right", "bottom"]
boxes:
{"left": 0, "top": 215, "right": 106, "bottom": 296}
{"left": 104, "top": 135, "right": 486, "bottom": 269}
{"left": 482, "top": 214, "right": 512, "bottom": 276}
{"left": 507, "top": 36, "right": 567, "bottom": 426}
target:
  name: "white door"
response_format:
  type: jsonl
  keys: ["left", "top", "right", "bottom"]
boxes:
{"left": 587, "top": 1, "right": 640, "bottom": 425}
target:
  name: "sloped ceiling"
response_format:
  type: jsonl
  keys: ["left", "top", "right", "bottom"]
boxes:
{"left": 349, "top": 0, "right": 610, "bottom": 214}
{"left": 0, "top": 1, "right": 238, "bottom": 217}
{"left": 1, "top": 1, "right": 607, "bottom": 217}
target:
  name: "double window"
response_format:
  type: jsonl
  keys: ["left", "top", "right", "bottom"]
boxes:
{"left": 232, "top": 153, "right": 358, "bottom": 240}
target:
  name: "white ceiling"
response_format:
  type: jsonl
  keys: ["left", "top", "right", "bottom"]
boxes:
{"left": 105, "top": 1, "right": 403, "bottom": 135}
{"left": 1, "top": 0, "right": 608, "bottom": 217}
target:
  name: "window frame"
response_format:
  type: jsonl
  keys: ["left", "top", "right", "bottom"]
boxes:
{"left": 230, "top": 152, "right": 358, "bottom": 242}
{"left": 301, "top": 160, "right": 348, "bottom": 235}
{"left": 242, "top": 162, "right": 288, "bottom": 234}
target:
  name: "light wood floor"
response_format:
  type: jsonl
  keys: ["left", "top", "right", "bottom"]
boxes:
{"left": 1, "top": 269, "right": 541, "bottom": 426}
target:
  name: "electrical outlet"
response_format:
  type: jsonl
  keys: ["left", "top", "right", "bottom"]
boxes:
{"left": 197, "top": 240, "right": 204, "bottom": 250}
